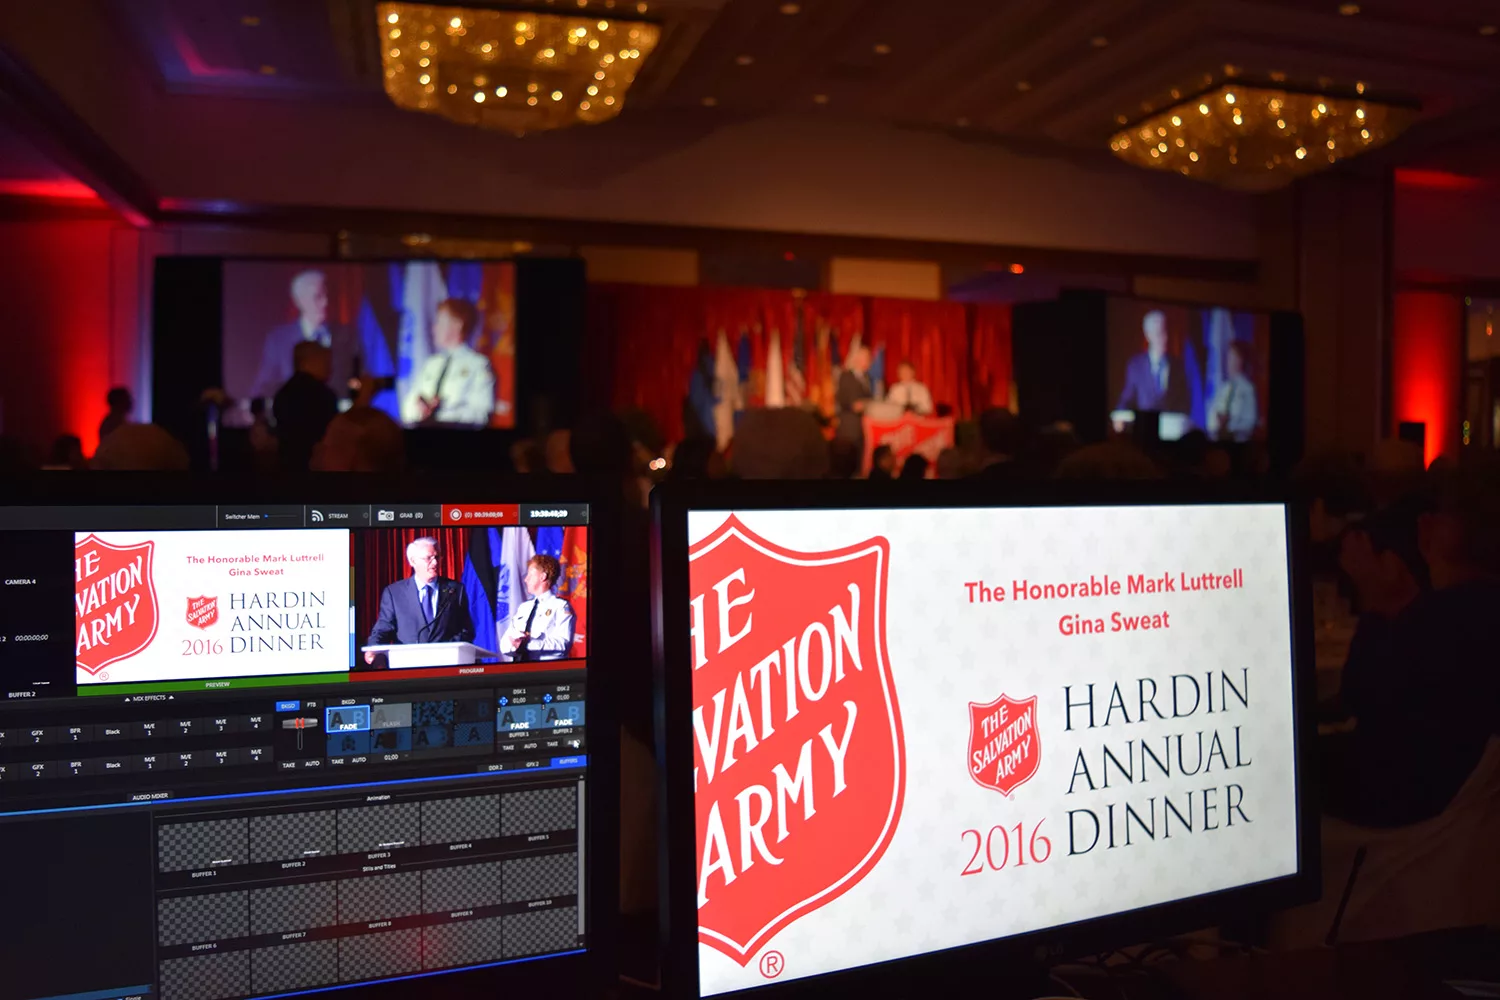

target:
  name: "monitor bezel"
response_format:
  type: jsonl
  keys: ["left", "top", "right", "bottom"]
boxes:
{"left": 651, "top": 478, "right": 1320, "bottom": 1000}
{"left": 0, "top": 471, "right": 619, "bottom": 1000}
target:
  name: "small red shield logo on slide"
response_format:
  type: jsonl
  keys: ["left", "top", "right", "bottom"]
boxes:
{"left": 186, "top": 596, "right": 218, "bottom": 630}
{"left": 74, "top": 534, "right": 159, "bottom": 676}
{"left": 968, "top": 694, "right": 1040, "bottom": 796}
{"left": 690, "top": 515, "right": 905, "bottom": 966}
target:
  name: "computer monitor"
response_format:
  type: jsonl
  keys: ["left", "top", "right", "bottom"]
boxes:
{"left": 0, "top": 475, "right": 612, "bottom": 1000}
{"left": 651, "top": 481, "right": 1317, "bottom": 998}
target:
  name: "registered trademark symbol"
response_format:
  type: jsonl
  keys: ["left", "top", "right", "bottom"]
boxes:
{"left": 759, "top": 951, "right": 784, "bottom": 979}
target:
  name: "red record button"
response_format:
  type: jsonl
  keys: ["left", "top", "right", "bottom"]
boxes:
{"left": 441, "top": 504, "right": 520, "bottom": 525}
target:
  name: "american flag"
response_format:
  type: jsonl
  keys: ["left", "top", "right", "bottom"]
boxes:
{"left": 785, "top": 310, "right": 806, "bottom": 405}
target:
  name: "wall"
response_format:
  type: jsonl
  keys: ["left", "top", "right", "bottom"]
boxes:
{"left": 1295, "top": 172, "right": 1390, "bottom": 456}
{"left": 1391, "top": 290, "right": 1464, "bottom": 464}
{"left": 0, "top": 219, "right": 337, "bottom": 454}
{"left": 1394, "top": 179, "right": 1500, "bottom": 281}
{"left": 0, "top": 219, "right": 120, "bottom": 452}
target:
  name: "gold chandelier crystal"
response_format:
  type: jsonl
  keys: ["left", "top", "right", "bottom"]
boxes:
{"left": 377, "top": 2, "right": 660, "bottom": 134}
{"left": 1110, "top": 83, "right": 1416, "bottom": 191}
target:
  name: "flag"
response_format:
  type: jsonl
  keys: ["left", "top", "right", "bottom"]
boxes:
{"left": 495, "top": 526, "right": 535, "bottom": 656}
{"left": 785, "top": 313, "right": 806, "bottom": 405}
{"left": 475, "top": 264, "right": 515, "bottom": 427}
{"left": 711, "top": 328, "right": 741, "bottom": 449}
{"left": 460, "top": 527, "right": 500, "bottom": 658}
{"left": 356, "top": 297, "right": 399, "bottom": 419}
{"left": 765, "top": 328, "right": 785, "bottom": 407}
{"left": 535, "top": 525, "right": 587, "bottom": 657}
{"left": 396, "top": 260, "right": 447, "bottom": 416}
{"left": 559, "top": 525, "right": 588, "bottom": 658}
{"left": 445, "top": 261, "right": 484, "bottom": 308}
{"left": 735, "top": 328, "right": 752, "bottom": 385}
{"left": 535, "top": 526, "right": 564, "bottom": 563}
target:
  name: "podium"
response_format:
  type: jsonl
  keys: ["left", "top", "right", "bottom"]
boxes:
{"left": 362, "top": 642, "right": 497, "bottom": 669}
{"left": 861, "top": 413, "right": 956, "bottom": 477}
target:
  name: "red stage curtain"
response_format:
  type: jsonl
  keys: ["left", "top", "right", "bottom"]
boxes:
{"left": 587, "top": 285, "right": 1014, "bottom": 440}
{"left": 585, "top": 284, "right": 703, "bottom": 442}
{"left": 868, "top": 298, "right": 970, "bottom": 417}
{"left": 969, "top": 304, "right": 1012, "bottom": 411}
{"left": 354, "top": 527, "right": 468, "bottom": 642}
{"left": 585, "top": 284, "right": 799, "bottom": 442}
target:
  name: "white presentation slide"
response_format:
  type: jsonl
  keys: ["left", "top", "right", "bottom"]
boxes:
{"left": 75, "top": 529, "right": 352, "bottom": 685}
{"left": 685, "top": 505, "right": 1300, "bottom": 994}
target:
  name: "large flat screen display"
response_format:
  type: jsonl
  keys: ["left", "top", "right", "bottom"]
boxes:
{"left": 0, "top": 495, "right": 592, "bottom": 1000}
{"left": 222, "top": 260, "right": 516, "bottom": 429}
{"left": 681, "top": 503, "right": 1301, "bottom": 994}
{"left": 1107, "top": 298, "right": 1271, "bottom": 442}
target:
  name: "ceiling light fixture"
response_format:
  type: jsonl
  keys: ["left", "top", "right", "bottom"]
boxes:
{"left": 735, "top": 54, "right": 755, "bottom": 65}
{"left": 813, "top": 93, "right": 829, "bottom": 104}
{"left": 1090, "top": 35, "right": 1109, "bottom": 47}
{"left": 378, "top": 2, "right": 659, "bottom": 135}
{"left": 1017, "top": 80, "right": 1032, "bottom": 91}
{"left": 1110, "top": 81, "right": 1416, "bottom": 191}
{"left": 1338, "top": 2, "right": 1359, "bottom": 13}
{"left": 873, "top": 43, "right": 891, "bottom": 54}
{"left": 779, "top": 2, "right": 800, "bottom": 12}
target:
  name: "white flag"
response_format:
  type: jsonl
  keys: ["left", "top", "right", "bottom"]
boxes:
{"left": 712, "top": 328, "right": 741, "bottom": 450}
{"left": 396, "top": 260, "right": 447, "bottom": 419}
{"left": 765, "top": 330, "right": 785, "bottom": 408}
{"left": 495, "top": 526, "right": 536, "bottom": 656}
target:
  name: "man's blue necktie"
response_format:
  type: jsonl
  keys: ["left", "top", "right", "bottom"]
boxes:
{"left": 422, "top": 584, "right": 435, "bottom": 624}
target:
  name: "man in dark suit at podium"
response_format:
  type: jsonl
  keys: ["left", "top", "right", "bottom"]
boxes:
{"left": 364, "top": 536, "right": 474, "bottom": 667}
{"left": 1115, "top": 309, "right": 1191, "bottom": 417}
{"left": 249, "top": 270, "right": 357, "bottom": 400}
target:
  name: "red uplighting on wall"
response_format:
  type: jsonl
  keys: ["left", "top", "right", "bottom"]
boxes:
{"left": 1394, "top": 168, "right": 1489, "bottom": 192}
{"left": 0, "top": 178, "right": 102, "bottom": 203}
{"left": 0, "top": 220, "right": 116, "bottom": 455}
{"left": 1391, "top": 290, "right": 1463, "bottom": 466}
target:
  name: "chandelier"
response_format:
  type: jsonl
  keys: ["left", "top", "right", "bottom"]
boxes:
{"left": 1110, "top": 82, "right": 1417, "bottom": 191}
{"left": 377, "top": 2, "right": 660, "bottom": 135}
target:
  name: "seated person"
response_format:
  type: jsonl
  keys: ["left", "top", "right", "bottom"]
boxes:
{"left": 501, "top": 554, "right": 576, "bottom": 662}
{"left": 365, "top": 537, "right": 475, "bottom": 666}
{"left": 312, "top": 406, "right": 406, "bottom": 473}
{"left": 1323, "top": 463, "right": 1500, "bottom": 827}
{"left": 885, "top": 361, "right": 935, "bottom": 416}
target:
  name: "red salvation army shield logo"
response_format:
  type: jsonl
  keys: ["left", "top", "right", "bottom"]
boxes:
{"left": 74, "top": 534, "right": 160, "bottom": 675}
{"left": 186, "top": 596, "right": 219, "bottom": 630}
{"left": 967, "top": 694, "right": 1041, "bottom": 797}
{"left": 689, "top": 515, "right": 905, "bottom": 967}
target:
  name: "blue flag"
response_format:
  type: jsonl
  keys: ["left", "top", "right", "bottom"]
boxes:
{"left": 356, "top": 297, "right": 399, "bottom": 419}
{"left": 535, "top": 526, "right": 564, "bottom": 562}
{"left": 460, "top": 527, "right": 500, "bottom": 656}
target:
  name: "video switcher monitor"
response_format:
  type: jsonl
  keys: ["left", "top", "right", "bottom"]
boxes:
{"left": 0, "top": 494, "right": 596, "bottom": 1000}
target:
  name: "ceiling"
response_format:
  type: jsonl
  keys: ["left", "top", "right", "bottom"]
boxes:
{"left": 4, "top": 0, "right": 1500, "bottom": 226}
{"left": 99, "top": 0, "right": 1500, "bottom": 144}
